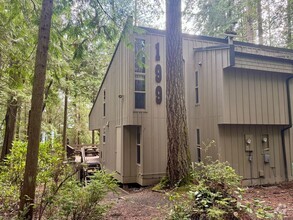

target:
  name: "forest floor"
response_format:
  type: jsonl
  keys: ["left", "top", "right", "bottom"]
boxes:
{"left": 104, "top": 182, "right": 293, "bottom": 220}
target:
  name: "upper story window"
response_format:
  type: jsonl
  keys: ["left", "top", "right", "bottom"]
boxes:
{"left": 135, "top": 39, "right": 146, "bottom": 109}
{"left": 195, "top": 71, "right": 199, "bottom": 105}
{"left": 135, "top": 39, "right": 145, "bottom": 73}
{"left": 103, "top": 89, "right": 106, "bottom": 117}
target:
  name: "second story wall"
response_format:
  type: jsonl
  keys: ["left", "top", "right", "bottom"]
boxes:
{"left": 222, "top": 68, "right": 289, "bottom": 125}
{"left": 89, "top": 37, "right": 131, "bottom": 130}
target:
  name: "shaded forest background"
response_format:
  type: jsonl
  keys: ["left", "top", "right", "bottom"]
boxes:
{"left": 1, "top": 0, "right": 293, "bottom": 155}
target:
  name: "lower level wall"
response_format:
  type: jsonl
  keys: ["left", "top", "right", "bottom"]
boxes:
{"left": 218, "top": 124, "right": 288, "bottom": 185}
{"left": 100, "top": 121, "right": 293, "bottom": 186}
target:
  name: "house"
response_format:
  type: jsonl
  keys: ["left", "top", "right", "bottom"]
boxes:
{"left": 89, "top": 25, "right": 293, "bottom": 186}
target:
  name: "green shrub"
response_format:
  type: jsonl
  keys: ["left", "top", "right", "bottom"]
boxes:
{"left": 48, "top": 171, "right": 117, "bottom": 220}
{"left": 169, "top": 161, "right": 278, "bottom": 220}
{"left": 0, "top": 141, "right": 117, "bottom": 219}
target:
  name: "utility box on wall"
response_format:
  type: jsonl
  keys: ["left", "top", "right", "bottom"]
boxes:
{"left": 244, "top": 134, "right": 254, "bottom": 152}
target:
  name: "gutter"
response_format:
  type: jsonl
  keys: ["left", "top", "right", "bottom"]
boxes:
{"left": 281, "top": 76, "right": 293, "bottom": 182}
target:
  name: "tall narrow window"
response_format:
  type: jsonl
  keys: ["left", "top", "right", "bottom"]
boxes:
{"left": 102, "top": 129, "right": 106, "bottom": 144}
{"left": 134, "top": 39, "right": 146, "bottom": 109}
{"left": 196, "top": 129, "right": 201, "bottom": 162}
{"left": 135, "top": 39, "right": 145, "bottom": 73}
{"left": 103, "top": 89, "right": 106, "bottom": 117}
{"left": 195, "top": 71, "right": 199, "bottom": 105}
{"left": 136, "top": 127, "right": 141, "bottom": 164}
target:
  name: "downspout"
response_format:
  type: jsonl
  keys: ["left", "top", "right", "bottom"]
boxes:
{"left": 281, "top": 75, "right": 293, "bottom": 182}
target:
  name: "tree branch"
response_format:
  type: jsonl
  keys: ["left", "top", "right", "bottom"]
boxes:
{"left": 16, "top": 43, "right": 37, "bottom": 69}
{"left": 42, "top": 80, "right": 53, "bottom": 112}
{"left": 96, "top": 0, "right": 119, "bottom": 27}
{"left": 38, "top": 168, "right": 79, "bottom": 219}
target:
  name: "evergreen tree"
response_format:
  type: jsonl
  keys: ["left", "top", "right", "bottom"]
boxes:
{"left": 19, "top": 0, "right": 53, "bottom": 218}
{"left": 166, "top": 0, "right": 190, "bottom": 186}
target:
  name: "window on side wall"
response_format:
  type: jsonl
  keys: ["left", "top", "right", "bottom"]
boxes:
{"left": 103, "top": 89, "right": 106, "bottom": 117}
{"left": 136, "top": 127, "right": 141, "bottom": 164}
{"left": 102, "top": 129, "right": 106, "bottom": 144}
{"left": 195, "top": 71, "right": 199, "bottom": 105}
{"left": 196, "top": 128, "right": 201, "bottom": 162}
{"left": 134, "top": 38, "right": 146, "bottom": 110}
{"left": 135, "top": 39, "right": 145, "bottom": 73}
{"left": 135, "top": 74, "right": 146, "bottom": 109}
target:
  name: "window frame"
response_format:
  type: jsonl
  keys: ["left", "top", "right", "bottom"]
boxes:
{"left": 134, "top": 38, "right": 146, "bottom": 73}
{"left": 102, "top": 128, "right": 106, "bottom": 144}
{"left": 134, "top": 38, "right": 146, "bottom": 110}
{"left": 195, "top": 70, "right": 200, "bottom": 105}
{"left": 103, "top": 89, "right": 106, "bottom": 117}
{"left": 136, "top": 127, "right": 141, "bottom": 164}
{"left": 196, "top": 128, "right": 201, "bottom": 162}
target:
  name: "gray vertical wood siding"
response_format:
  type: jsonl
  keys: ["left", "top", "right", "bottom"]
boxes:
{"left": 222, "top": 69, "right": 289, "bottom": 125}
{"left": 89, "top": 27, "right": 293, "bottom": 185}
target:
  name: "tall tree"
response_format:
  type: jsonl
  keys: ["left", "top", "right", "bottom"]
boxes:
{"left": 19, "top": 0, "right": 53, "bottom": 218}
{"left": 0, "top": 0, "right": 36, "bottom": 159}
{"left": 245, "top": 0, "right": 255, "bottom": 43}
{"left": 257, "top": 0, "right": 263, "bottom": 44}
{"left": 0, "top": 97, "right": 18, "bottom": 161}
{"left": 184, "top": 0, "right": 243, "bottom": 36}
{"left": 287, "top": 0, "right": 293, "bottom": 48}
{"left": 166, "top": 0, "right": 190, "bottom": 186}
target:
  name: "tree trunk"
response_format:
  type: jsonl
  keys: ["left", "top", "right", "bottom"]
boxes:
{"left": 19, "top": 0, "right": 53, "bottom": 218}
{"left": 166, "top": 0, "right": 190, "bottom": 186}
{"left": 1, "top": 98, "right": 18, "bottom": 161}
{"left": 267, "top": 0, "right": 272, "bottom": 46}
{"left": 23, "top": 102, "right": 28, "bottom": 140}
{"left": 246, "top": 0, "right": 255, "bottom": 43}
{"left": 288, "top": 0, "right": 293, "bottom": 48}
{"left": 257, "top": 0, "right": 263, "bottom": 44}
{"left": 227, "top": 0, "right": 234, "bottom": 32}
{"left": 62, "top": 80, "right": 68, "bottom": 152}
{"left": 26, "top": 110, "right": 31, "bottom": 139}
{"left": 15, "top": 101, "right": 22, "bottom": 140}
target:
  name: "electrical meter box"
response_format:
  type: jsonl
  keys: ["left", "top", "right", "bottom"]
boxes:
{"left": 244, "top": 134, "right": 253, "bottom": 152}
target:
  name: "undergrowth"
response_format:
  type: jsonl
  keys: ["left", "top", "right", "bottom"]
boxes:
{"left": 0, "top": 141, "right": 117, "bottom": 219}
{"left": 167, "top": 160, "right": 281, "bottom": 220}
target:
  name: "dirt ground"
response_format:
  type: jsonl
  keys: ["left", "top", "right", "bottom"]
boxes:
{"left": 244, "top": 182, "right": 293, "bottom": 219}
{"left": 104, "top": 187, "right": 171, "bottom": 220}
{"left": 104, "top": 182, "right": 293, "bottom": 220}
